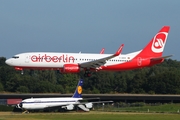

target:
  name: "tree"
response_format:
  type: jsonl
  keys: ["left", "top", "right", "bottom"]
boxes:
{"left": 16, "top": 86, "right": 29, "bottom": 93}
{"left": 0, "top": 83, "right": 4, "bottom": 92}
{"left": 1, "top": 57, "right": 180, "bottom": 94}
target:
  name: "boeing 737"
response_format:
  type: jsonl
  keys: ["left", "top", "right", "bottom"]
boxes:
{"left": 5, "top": 26, "right": 171, "bottom": 77}
{"left": 16, "top": 79, "right": 112, "bottom": 113}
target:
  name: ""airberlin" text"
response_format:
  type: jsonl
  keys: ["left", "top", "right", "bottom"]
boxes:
{"left": 31, "top": 54, "right": 75, "bottom": 63}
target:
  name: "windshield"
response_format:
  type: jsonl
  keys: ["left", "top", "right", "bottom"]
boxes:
{"left": 12, "top": 56, "right": 19, "bottom": 59}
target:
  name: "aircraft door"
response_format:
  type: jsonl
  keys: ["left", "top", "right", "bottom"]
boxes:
{"left": 137, "top": 57, "right": 142, "bottom": 66}
{"left": 25, "top": 54, "right": 29, "bottom": 63}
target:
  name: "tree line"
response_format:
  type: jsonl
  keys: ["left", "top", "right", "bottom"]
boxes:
{"left": 0, "top": 57, "right": 180, "bottom": 94}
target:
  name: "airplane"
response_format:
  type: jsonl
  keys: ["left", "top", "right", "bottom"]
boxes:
{"left": 5, "top": 26, "right": 171, "bottom": 77}
{"left": 16, "top": 79, "right": 113, "bottom": 113}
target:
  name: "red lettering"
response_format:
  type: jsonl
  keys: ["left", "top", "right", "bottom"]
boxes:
{"left": 62, "top": 55, "right": 65, "bottom": 62}
{"left": 38, "top": 54, "right": 41, "bottom": 62}
{"left": 69, "top": 56, "right": 74, "bottom": 63}
{"left": 31, "top": 55, "right": 38, "bottom": 62}
{"left": 66, "top": 55, "right": 68, "bottom": 62}
{"left": 52, "top": 56, "right": 58, "bottom": 62}
{"left": 41, "top": 55, "right": 45, "bottom": 62}
{"left": 59, "top": 55, "right": 65, "bottom": 62}
{"left": 30, "top": 54, "right": 75, "bottom": 63}
{"left": 45, "top": 54, "right": 51, "bottom": 62}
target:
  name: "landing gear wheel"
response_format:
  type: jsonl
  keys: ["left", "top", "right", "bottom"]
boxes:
{"left": 23, "top": 110, "right": 29, "bottom": 113}
{"left": 21, "top": 70, "right": 24, "bottom": 75}
{"left": 84, "top": 70, "right": 91, "bottom": 77}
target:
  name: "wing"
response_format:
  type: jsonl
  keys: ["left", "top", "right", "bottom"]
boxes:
{"left": 79, "top": 44, "right": 124, "bottom": 69}
{"left": 43, "top": 101, "right": 113, "bottom": 112}
{"left": 77, "top": 101, "right": 113, "bottom": 104}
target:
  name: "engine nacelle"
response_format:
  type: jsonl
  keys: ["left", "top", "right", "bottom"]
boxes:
{"left": 14, "top": 67, "right": 23, "bottom": 71}
{"left": 85, "top": 103, "right": 93, "bottom": 109}
{"left": 61, "top": 64, "right": 80, "bottom": 73}
{"left": 64, "top": 104, "right": 74, "bottom": 110}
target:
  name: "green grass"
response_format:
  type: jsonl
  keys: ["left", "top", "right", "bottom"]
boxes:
{"left": 0, "top": 112, "right": 180, "bottom": 120}
{"left": 1, "top": 103, "right": 180, "bottom": 120}
{"left": 96, "top": 103, "right": 180, "bottom": 113}
{"left": 122, "top": 104, "right": 180, "bottom": 113}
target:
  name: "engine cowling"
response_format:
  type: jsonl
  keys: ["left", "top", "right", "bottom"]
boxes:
{"left": 61, "top": 64, "right": 80, "bottom": 73}
{"left": 85, "top": 103, "right": 93, "bottom": 109}
{"left": 64, "top": 104, "right": 74, "bottom": 110}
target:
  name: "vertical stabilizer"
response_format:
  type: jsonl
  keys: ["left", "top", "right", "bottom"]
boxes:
{"left": 136, "top": 26, "right": 170, "bottom": 58}
{"left": 72, "top": 79, "right": 83, "bottom": 98}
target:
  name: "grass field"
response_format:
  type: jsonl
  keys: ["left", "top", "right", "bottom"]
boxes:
{"left": 107, "top": 103, "right": 180, "bottom": 113}
{"left": 1, "top": 103, "right": 180, "bottom": 120}
{"left": 0, "top": 112, "right": 180, "bottom": 120}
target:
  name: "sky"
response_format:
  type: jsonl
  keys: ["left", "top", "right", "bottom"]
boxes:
{"left": 0, "top": 0, "right": 180, "bottom": 60}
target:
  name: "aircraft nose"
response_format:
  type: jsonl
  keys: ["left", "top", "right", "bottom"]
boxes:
{"left": 19, "top": 102, "right": 23, "bottom": 108}
{"left": 16, "top": 103, "right": 23, "bottom": 109}
{"left": 5, "top": 59, "right": 12, "bottom": 65}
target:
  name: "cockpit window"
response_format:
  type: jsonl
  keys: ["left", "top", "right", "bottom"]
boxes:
{"left": 19, "top": 102, "right": 23, "bottom": 108}
{"left": 12, "top": 56, "right": 19, "bottom": 59}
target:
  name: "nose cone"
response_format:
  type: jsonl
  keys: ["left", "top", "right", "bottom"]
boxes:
{"left": 16, "top": 103, "right": 23, "bottom": 109}
{"left": 5, "top": 59, "right": 12, "bottom": 66}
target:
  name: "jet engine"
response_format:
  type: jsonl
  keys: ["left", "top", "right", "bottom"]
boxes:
{"left": 85, "top": 103, "right": 93, "bottom": 109}
{"left": 63, "top": 104, "right": 74, "bottom": 110}
{"left": 61, "top": 64, "right": 80, "bottom": 73}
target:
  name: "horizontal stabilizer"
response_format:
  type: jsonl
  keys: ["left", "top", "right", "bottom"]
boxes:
{"left": 150, "top": 55, "right": 173, "bottom": 61}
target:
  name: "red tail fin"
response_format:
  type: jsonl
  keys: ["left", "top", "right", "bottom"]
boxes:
{"left": 137, "top": 26, "right": 170, "bottom": 58}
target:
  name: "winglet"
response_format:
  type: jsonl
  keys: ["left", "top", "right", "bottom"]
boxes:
{"left": 114, "top": 44, "right": 124, "bottom": 56}
{"left": 100, "top": 48, "right": 105, "bottom": 54}
{"left": 72, "top": 79, "right": 83, "bottom": 98}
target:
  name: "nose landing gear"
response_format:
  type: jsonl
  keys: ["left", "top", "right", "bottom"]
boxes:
{"left": 21, "top": 70, "right": 24, "bottom": 75}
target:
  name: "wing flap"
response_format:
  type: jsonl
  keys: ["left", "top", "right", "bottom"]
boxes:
{"left": 76, "top": 101, "right": 113, "bottom": 105}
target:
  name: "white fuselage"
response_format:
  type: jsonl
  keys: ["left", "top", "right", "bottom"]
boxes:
{"left": 20, "top": 97, "right": 82, "bottom": 110}
{"left": 6, "top": 51, "right": 140, "bottom": 69}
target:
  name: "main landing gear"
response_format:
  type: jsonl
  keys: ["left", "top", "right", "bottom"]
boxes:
{"left": 21, "top": 70, "right": 24, "bottom": 75}
{"left": 22, "top": 110, "right": 29, "bottom": 113}
{"left": 84, "top": 70, "right": 91, "bottom": 77}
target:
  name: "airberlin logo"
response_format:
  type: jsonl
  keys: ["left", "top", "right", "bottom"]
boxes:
{"left": 151, "top": 32, "right": 168, "bottom": 53}
{"left": 31, "top": 54, "right": 75, "bottom": 63}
